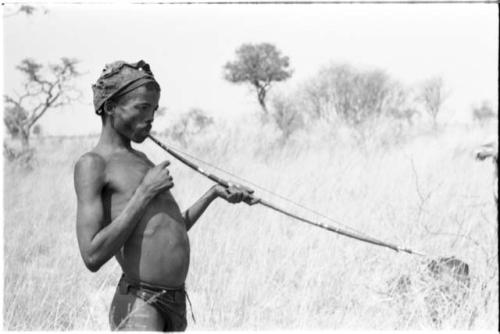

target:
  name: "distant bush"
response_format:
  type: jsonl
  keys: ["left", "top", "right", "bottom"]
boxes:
{"left": 269, "top": 92, "right": 305, "bottom": 140}
{"left": 302, "top": 63, "right": 404, "bottom": 126}
{"left": 166, "top": 108, "right": 215, "bottom": 146}
{"left": 472, "top": 100, "right": 496, "bottom": 125}
{"left": 299, "top": 63, "right": 425, "bottom": 137}
{"left": 3, "top": 142, "right": 36, "bottom": 170}
{"left": 415, "top": 76, "right": 450, "bottom": 129}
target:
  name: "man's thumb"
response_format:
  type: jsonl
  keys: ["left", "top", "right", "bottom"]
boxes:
{"left": 158, "top": 160, "right": 171, "bottom": 168}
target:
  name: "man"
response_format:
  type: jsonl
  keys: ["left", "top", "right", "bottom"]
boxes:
{"left": 74, "top": 60, "right": 252, "bottom": 331}
{"left": 475, "top": 140, "right": 498, "bottom": 203}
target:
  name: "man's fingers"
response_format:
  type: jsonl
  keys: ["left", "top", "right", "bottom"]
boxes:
{"left": 229, "top": 184, "right": 254, "bottom": 195}
{"left": 243, "top": 192, "right": 254, "bottom": 200}
{"left": 221, "top": 185, "right": 255, "bottom": 204}
{"left": 223, "top": 188, "right": 233, "bottom": 198}
{"left": 244, "top": 196, "right": 259, "bottom": 205}
{"left": 233, "top": 184, "right": 254, "bottom": 194}
{"left": 239, "top": 185, "right": 254, "bottom": 194}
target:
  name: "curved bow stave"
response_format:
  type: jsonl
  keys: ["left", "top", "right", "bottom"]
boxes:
{"left": 147, "top": 134, "right": 421, "bottom": 256}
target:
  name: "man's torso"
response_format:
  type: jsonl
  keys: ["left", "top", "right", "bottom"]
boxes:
{"left": 98, "top": 148, "right": 190, "bottom": 287}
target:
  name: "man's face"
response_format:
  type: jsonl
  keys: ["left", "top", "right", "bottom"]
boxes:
{"left": 111, "top": 85, "right": 160, "bottom": 143}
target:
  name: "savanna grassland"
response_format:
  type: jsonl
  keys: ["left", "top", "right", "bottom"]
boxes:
{"left": 3, "top": 119, "right": 498, "bottom": 330}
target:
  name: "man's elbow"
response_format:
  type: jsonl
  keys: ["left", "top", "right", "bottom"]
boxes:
{"left": 83, "top": 254, "right": 102, "bottom": 273}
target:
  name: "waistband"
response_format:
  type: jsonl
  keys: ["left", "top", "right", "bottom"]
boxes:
{"left": 120, "top": 274, "right": 186, "bottom": 292}
{"left": 120, "top": 274, "right": 185, "bottom": 293}
{"left": 119, "top": 274, "right": 196, "bottom": 323}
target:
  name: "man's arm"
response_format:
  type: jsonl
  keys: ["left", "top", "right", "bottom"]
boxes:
{"left": 74, "top": 153, "right": 171, "bottom": 272}
{"left": 183, "top": 184, "right": 253, "bottom": 231}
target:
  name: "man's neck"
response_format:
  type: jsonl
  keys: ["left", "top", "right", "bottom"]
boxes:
{"left": 97, "top": 124, "right": 132, "bottom": 151}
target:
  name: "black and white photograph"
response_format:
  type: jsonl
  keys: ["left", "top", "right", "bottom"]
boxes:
{"left": 2, "top": 1, "right": 498, "bottom": 331}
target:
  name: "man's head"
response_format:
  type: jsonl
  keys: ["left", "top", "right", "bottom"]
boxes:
{"left": 92, "top": 60, "right": 161, "bottom": 142}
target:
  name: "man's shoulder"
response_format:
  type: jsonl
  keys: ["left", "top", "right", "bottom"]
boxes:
{"left": 74, "top": 151, "right": 107, "bottom": 180}
{"left": 130, "top": 147, "right": 148, "bottom": 158}
{"left": 131, "top": 148, "right": 153, "bottom": 165}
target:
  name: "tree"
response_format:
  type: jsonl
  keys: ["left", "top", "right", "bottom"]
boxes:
{"left": 4, "top": 58, "right": 81, "bottom": 149}
{"left": 416, "top": 76, "right": 450, "bottom": 128}
{"left": 224, "top": 43, "right": 293, "bottom": 114}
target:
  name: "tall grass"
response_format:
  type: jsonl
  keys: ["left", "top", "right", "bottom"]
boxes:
{"left": 3, "top": 119, "right": 498, "bottom": 330}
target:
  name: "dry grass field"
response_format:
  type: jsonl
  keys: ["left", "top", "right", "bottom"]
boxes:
{"left": 3, "top": 119, "right": 498, "bottom": 330}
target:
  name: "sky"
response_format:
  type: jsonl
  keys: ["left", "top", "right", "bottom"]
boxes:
{"left": 2, "top": 3, "right": 498, "bottom": 136}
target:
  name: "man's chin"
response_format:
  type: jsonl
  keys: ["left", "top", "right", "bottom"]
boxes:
{"left": 132, "top": 134, "right": 148, "bottom": 143}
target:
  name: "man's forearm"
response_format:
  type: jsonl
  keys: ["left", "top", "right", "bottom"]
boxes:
{"left": 184, "top": 187, "right": 218, "bottom": 231}
{"left": 85, "top": 186, "right": 154, "bottom": 271}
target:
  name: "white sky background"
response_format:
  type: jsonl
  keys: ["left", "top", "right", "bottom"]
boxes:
{"left": 2, "top": 3, "right": 498, "bottom": 136}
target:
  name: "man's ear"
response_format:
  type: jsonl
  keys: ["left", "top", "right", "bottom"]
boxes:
{"left": 104, "top": 100, "right": 116, "bottom": 116}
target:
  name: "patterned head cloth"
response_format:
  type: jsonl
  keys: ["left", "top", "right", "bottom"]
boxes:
{"left": 92, "top": 60, "right": 160, "bottom": 115}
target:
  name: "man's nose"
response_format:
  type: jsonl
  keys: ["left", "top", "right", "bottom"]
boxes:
{"left": 144, "top": 112, "right": 154, "bottom": 123}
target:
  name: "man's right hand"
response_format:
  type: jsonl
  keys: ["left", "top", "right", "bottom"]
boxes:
{"left": 139, "top": 160, "right": 174, "bottom": 196}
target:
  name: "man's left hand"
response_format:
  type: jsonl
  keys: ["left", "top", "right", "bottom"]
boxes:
{"left": 213, "top": 184, "right": 255, "bottom": 204}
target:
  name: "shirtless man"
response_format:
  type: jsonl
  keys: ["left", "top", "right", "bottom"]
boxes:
{"left": 74, "top": 60, "right": 251, "bottom": 331}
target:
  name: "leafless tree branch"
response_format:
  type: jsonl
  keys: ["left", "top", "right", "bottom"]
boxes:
{"left": 3, "top": 58, "right": 80, "bottom": 149}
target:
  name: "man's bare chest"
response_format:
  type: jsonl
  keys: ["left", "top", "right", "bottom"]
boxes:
{"left": 104, "top": 153, "right": 152, "bottom": 197}
{"left": 102, "top": 153, "right": 182, "bottom": 220}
